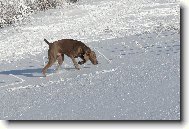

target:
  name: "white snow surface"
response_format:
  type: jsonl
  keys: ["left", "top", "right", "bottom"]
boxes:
{"left": 0, "top": 0, "right": 180, "bottom": 120}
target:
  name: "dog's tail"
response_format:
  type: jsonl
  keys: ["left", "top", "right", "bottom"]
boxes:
{"left": 44, "top": 39, "right": 51, "bottom": 45}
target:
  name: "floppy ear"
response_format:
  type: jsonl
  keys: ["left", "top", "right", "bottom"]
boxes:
{"left": 86, "top": 50, "right": 91, "bottom": 56}
{"left": 83, "top": 52, "right": 89, "bottom": 61}
{"left": 83, "top": 47, "right": 91, "bottom": 55}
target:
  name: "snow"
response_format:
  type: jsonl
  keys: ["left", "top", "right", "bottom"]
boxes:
{"left": 0, "top": 0, "right": 180, "bottom": 120}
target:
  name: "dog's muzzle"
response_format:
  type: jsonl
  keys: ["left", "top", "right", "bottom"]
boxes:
{"left": 94, "top": 61, "right": 98, "bottom": 65}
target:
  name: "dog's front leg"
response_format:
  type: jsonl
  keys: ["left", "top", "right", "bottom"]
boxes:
{"left": 78, "top": 55, "right": 86, "bottom": 65}
{"left": 71, "top": 56, "right": 80, "bottom": 70}
{"left": 79, "top": 53, "right": 89, "bottom": 65}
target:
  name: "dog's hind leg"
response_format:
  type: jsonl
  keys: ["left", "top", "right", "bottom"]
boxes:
{"left": 58, "top": 54, "right": 64, "bottom": 65}
{"left": 55, "top": 54, "right": 64, "bottom": 72}
{"left": 42, "top": 58, "right": 56, "bottom": 76}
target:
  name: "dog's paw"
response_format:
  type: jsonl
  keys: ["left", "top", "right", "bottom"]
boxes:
{"left": 78, "top": 61, "right": 83, "bottom": 65}
{"left": 42, "top": 71, "right": 47, "bottom": 77}
{"left": 76, "top": 67, "right": 80, "bottom": 70}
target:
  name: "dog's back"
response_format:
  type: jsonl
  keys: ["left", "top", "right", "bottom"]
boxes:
{"left": 55, "top": 39, "right": 91, "bottom": 56}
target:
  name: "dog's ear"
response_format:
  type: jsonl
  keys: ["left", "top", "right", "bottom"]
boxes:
{"left": 83, "top": 47, "right": 91, "bottom": 55}
{"left": 84, "top": 48, "right": 91, "bottom": 56}
{"left": 86, "top": 50, "right": 90, "bottom": 55}
{"left": 83, "top": 53, "right": 89, "bottom": 60}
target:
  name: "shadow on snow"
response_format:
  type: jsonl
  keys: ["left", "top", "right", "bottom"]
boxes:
{"left": 0, "top": 68, "right": 49, "bottom": 77}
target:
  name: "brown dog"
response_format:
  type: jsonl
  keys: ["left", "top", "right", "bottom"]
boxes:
{"left": 42, "top": 39, "right": 98, "bottom": 76}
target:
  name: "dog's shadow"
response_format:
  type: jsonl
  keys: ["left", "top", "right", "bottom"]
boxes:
{"left": 0, "top": 66, "right": 91, "bottom": 78}
{"left": 0, "top": 68, "right": 51, "bottom": 77}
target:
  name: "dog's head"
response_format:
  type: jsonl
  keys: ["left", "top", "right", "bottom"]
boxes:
{"left": 85, "top": 50, "right": 98, "bottom": 65}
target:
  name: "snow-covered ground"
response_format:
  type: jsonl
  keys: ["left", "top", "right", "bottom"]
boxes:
{"left": 0, "top": 0, "right": 180, "bottom": 120}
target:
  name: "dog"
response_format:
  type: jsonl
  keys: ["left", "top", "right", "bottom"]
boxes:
{"left": 42, "top": 39, "right": 98, "bottom": 76}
